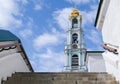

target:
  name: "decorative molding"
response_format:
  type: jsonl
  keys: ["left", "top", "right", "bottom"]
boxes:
{"left": 0, "top": 43, "right": 21, "bottom": 52}
{"left": 103, "top": 43, "right": 118, "bottom": 54}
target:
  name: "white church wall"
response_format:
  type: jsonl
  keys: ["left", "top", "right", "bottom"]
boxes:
{"left": 96, "top": 0, "right": 120, "bottom": 82}
{"left": 103, "top": 51, "right": 120, "bottom": 81}
{"left": 96, "top": 0, "right": 110, "bottom": 30}
{"left": 0, "top": 41, "right": 31, "bottom": 84}
{"left": 101, "top": 0, "right": 120, "bottom": 46}
{"left": 87, "top": 53, "right": 106, "bottom": 72}
{"left": 0, "top": 53, "right": 30, "bottom": 77}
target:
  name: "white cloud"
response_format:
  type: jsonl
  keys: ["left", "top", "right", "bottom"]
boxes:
{"left": 80, "top": 5, "right": 98, "bottom": 27}
{"left": 30, "top": 49, "right": 65, "bottom": 72}
{"left": 53, "top": 6, "right": 97, "bottom": 31}
{"left": 65, "top": 0, "right": 89, "bottom": 5}
{"left": 34, "top": 33, "right": 58, "bottom": 48}
{"left": 0, "top": 0, "right": 24, "bottom": 30}
{"left": 21, "top": 0, "right": 28, "bottom": 4}
{"left": 34, "top": 4, "right": 42, "bottom": 11}
{"left": 81, "top": 9, "right": 97, "bottom": 27}
{"left": 19, "top": 17, "right": 34, "bottom": 38}
{"left": 32, "top": 0, "right": 43, "bottom": 11}
{"left": 53, "top": 8, "right": 73, "bottom": 31}
{"left": 19, "top": 29, "right": 33, "bottom": 38}
{"left": 33, "top": 29, "right": 65, "bottom": 50}
{"left": 0, "top": 0, "right": 42, "bottom": 30}
{"left": 27, "top": 17, "right": 34, "bottom": 27}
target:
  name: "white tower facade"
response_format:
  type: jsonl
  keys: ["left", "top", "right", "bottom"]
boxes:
{"left": 64, "top": 9, "right": 86, "bottom": 72}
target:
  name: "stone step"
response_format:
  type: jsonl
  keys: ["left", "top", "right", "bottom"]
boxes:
{"left": 3, "top": 80, "right": 118, "bottom": 84}
{"left": 2, "top": 72, "right": 118, "bottom": 84}
{"left": 12, "top": 72, "right": 111, "bottom": 78}
{"left": 12, "top": 75, "right": 111, "bottom": 79}
{"left": 8, "top": 77, "right": 115, "bottom": 81}
{"left": 11, "top": 73, "right": 114, "bottom": 80}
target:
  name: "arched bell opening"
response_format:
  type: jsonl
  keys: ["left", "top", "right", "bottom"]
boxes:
{"left": 72, "top": 55, "right": 79, "bottom": 66}
{"left": 72, "top": 33, "right": 78, "bottom": 44}
{"left": 72, "top": 18, "right": 78, "bottom": 28}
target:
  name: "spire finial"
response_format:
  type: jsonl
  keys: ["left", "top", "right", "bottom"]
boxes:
{"left": 74, "top": 2, "right": 77, "bottom": 9}
{"left": 68, "top": 0, "right": 82, "bottom": 19}
{"left": 71, "top": 0, "right": 77, "bottom": 9}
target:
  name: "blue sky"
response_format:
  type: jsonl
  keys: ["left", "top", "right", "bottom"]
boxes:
{"left": 0, "top": 0, "right": 103, "bottom": 72}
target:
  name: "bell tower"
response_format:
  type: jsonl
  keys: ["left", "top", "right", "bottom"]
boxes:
{"left": 64, "top": 8, "right": 86, "bottom": 72}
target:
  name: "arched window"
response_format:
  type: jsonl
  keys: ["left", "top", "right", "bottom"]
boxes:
{"left": 72, "top": 18, "right": 78, "bottom": 28}
{"left": 72, "top": 55, "right": 79, "bottom": 66}
{"left": 72, "top": 33, "right": 78, "bottom": 44}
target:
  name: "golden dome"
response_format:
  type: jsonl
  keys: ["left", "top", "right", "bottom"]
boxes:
{"left": 69, "top": 8, "right": 82, "bottom": 19}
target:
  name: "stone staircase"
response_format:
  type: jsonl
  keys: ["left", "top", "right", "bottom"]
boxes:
{"left": 2, "top": 72, "right": 118, "bottom": 84}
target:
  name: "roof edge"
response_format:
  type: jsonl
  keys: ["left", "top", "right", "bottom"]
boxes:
{"left": 94, "top": 0, "right": 103, "bottom": 27}
{"left": 0, "top": 29, "right": 20, "bottom": 41}
{"left": 18, "top": 40, "right": 34, "bottom": 72}
{"left": 85, "top": 51, "right": 104, "bottom": 62}
{"left": 87, "top": 51, "right": 104, "bottom": 53}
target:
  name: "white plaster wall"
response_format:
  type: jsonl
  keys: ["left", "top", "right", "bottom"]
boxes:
{"left": 97, "top": 0, "right": 120, "bottom": 82}
{"left": 96, "top": 0, "right": 110, "bottom": 29}
{"left": 103, "top": 51, "right": 120, "bottom": 81}
{"left": 0, "top": 41, "right": 31, "bottom": 84}
{"left": 0, "top": 52, "right": 30, "bottom": 82}
{"left": 87, "top": 54, "right": 106, "bottom": 72}
{"left": 102, "top": 0, "right": 120, "bottom": 46}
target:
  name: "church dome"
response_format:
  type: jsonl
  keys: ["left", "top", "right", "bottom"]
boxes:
{"left": 71, "top": 9, "right": 79, "bottom": 16}
{"left": 69, "top": 8, "right": 82, "bottom": 19}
